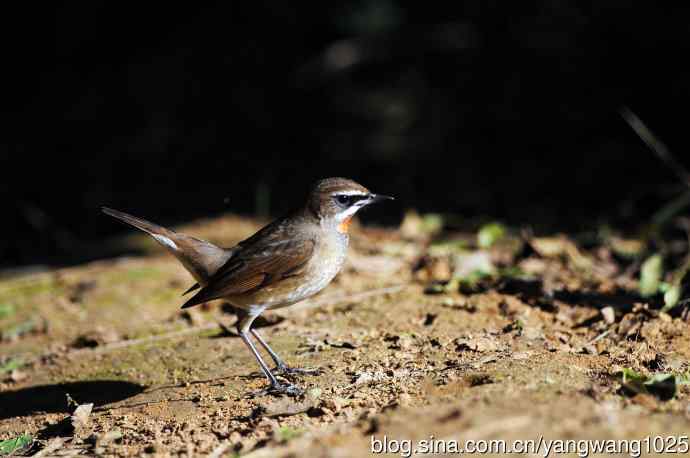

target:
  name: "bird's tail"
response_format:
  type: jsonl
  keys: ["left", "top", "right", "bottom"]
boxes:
{"left": 102, "top": 207, "right": 231, "bottom": 288}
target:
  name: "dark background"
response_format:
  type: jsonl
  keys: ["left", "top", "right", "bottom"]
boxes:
{"left": 4, "top": 1, "right": 690, "bottom": 269}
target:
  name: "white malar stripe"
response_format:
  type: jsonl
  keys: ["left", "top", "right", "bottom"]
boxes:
{"left": 336, "top": 205, "right": 361, "bottom": 221}
{"left": 153, "top": 234, "right": 178, "bottom": 250}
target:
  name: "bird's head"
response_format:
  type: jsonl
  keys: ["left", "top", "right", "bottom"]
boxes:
{"left": 307, "top": 177, "right": 394, "bottom": 233}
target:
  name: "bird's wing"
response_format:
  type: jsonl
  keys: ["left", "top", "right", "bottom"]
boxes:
{"left": 181, "top": 221, "right": 315, "bottom": 308}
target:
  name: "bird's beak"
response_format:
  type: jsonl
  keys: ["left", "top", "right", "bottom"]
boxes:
{"left": 367, "top": 194, "right": 395, "bottom": 205}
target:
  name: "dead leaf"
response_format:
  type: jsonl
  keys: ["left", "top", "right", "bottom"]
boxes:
{"left": 617, "top": 314, "right": 642, "bottom": 338}
{"left": 601, "top": 306, "right": 615, "bottom": 325}
{"left": 455, "top": 335, "right": 500, "bottom": 353}
{"left": 71, "top": 403, "right": 94, "bottom": 430}
{"left": 452, "top": 251, "right": 496, "bottom": 280}
{"left": 264, "top": 394, "right": 318, "bottom": 418}
{"left": 400, "top": 210, "right": 444, "bottom": 238}
{"left": 631, "top": 393, "right": 659, "bottom": 410}
{"left": 9, "top": 369, "right": 27, "bottom": 382}
{"left": 353, "top": 371, "right": 387, "bottom": 385}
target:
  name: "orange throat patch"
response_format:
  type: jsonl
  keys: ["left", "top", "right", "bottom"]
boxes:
{"left": 337, "top": 216, "right": 353, "bottom": 234}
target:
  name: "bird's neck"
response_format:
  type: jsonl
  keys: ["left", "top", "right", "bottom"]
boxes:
{"left": 317, "top": 214, "right": 352, "bottom": 239}
{"left": 337, "top": 215, "right": 353, "bottom": 234}
{"left": 299, "top": 205, "right": 353, "bottom": 236}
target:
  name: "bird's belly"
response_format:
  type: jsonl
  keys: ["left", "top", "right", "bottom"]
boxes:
{"left": 282, "top": 262, "right": 341, "bottom": 305}
{"left": 262, "top": 238, "right": 347, "bottom": 309}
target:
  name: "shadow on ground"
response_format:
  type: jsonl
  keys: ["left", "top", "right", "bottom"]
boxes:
{"left": 499, "top": 278, "right": 649, "bottom": 311}
{"left": 0, "top": 380, "right": 145, "bottom": 420}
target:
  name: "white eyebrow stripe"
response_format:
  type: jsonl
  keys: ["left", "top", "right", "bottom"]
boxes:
{"left": 333, "top": 190, "right": 369, "bottom": 196}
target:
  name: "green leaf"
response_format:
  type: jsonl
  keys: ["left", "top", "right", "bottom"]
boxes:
{"left": 461, "top": 269, "right": 491, "bottom": 286}
{"left": 498, "top": 266, "right": 533, "bottom": 280}
{"left": 1, "top": 320, "right": 38, "bottom": 341}
{"left": 661, "top": 253, "right": 690, "bottom": 311}
{"left": 477, "top": 222, "right": 506, "bottom": 249}
{"left": 646, "top": 373, "right": 676, "bottom": 384}
{"left": 662, "top": 284, "right": 682, "bottom": 312}
{"left": 277, "top": 426, "right": 302, "bottom": 442}
{"left": 0, "top": 434, "right": 33, "bottom": 455}
{"left": 658, "top": 281, "right": 672, "bottom": 293}
{"left": 620, "top": 367, "right": 647, "bottom": 394}
{"left": 618, "top": 368, "right": 680, "bottom": 400}
{"left": 639, "top": 254, "right": 663, "bottom": 297}
{"left": 0, "top": 358, "right": 23, "bottom": 375}
{"left": 428, "top": 239, "right": 467, "bottom": 256}
{"left": 421, "top": 213, "right": 444, "bottom": 235}
{"left": 0, "top": 304, "right": 15, "bottom": 320}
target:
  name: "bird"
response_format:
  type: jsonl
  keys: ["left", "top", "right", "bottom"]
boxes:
{"left": 102, "top": 177, "right": 393, "bottom": 396}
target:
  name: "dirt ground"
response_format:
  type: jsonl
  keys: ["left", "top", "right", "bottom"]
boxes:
{"left": 2, "top": 212, "right": 690, "bottom": 457}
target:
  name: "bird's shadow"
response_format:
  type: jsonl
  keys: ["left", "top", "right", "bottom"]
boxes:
{"left": 0, "top": 380, "right": 145, "bottom": 421}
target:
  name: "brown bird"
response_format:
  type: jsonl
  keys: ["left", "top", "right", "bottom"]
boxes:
{"left": 102, "top": 177, "right": 393, "bottom": 396}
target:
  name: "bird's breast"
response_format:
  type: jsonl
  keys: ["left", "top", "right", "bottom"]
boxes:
{"left": 265, "top": 231, "right": 348, "bottom": 309}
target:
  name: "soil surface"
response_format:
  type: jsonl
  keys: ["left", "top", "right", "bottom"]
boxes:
{"left": 2, "top": 213, "right": 690, "bottom": 457}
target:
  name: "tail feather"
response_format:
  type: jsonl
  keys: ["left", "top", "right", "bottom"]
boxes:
{"left": 102, "top": 207, "right": 172, "bottom": 239}
{"left": 102, "top": 207, "right": 232, "bottom": 285}
{"left": 181, "top": 283, "right": 201, "bottom": 295}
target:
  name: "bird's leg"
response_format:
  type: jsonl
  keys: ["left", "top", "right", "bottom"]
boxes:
{"left": 236, "top": 311, "right": 303, "bottom": 397}
{"left": 250, "top": 328, "right": 322, "bottom": 376}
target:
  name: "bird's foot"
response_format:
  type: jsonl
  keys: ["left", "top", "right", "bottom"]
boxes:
{"left": 248, "top": 382, "right": 304, "bottom": 398}
{"left": 274, "top": 365, "right": 322, "bottom": 377}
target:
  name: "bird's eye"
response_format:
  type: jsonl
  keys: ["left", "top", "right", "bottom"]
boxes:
{"left": 334, "top": 194, "right": 352, "bottom": 207}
